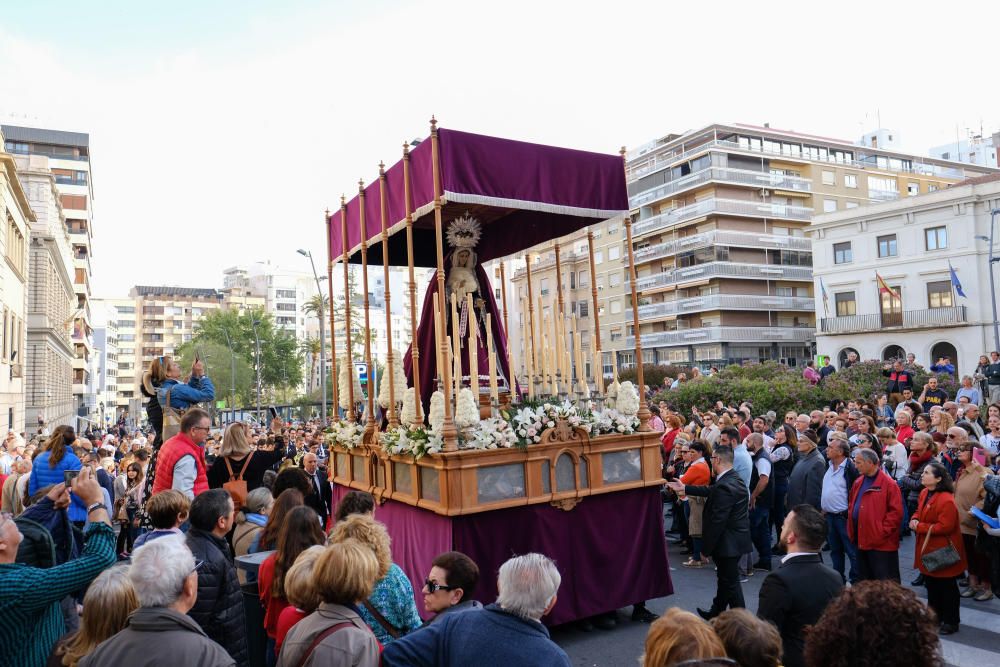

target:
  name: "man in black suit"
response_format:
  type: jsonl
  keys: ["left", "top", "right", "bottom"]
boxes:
{"left": 301, "top": 452, "right": 332, "bottom": 526}
{"left": 667, "top": 444, "right": 751, "bottom": 619}
{"left": 758, "top": 504, "right": 844, "bottom": 667}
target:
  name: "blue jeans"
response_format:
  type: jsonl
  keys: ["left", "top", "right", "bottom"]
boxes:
{"left": 825, "top": 513, "right": 858, "bottom": 584}
{"left": 750, "top": 505, "right": 771, "bottom": 563}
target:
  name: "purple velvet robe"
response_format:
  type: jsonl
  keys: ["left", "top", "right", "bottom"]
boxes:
{"left": 403, "top": 258, "right": 514, "bottom": 415}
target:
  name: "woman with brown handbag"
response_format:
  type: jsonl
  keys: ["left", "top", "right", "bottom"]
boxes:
{"left": 909, "top": 460, "right": 967, "bottom": 635}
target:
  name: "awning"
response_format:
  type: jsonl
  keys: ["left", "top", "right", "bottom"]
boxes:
{"left": 328, "top": 127, "right": 629, "bottom": 267}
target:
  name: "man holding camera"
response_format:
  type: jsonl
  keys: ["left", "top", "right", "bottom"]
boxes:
{"left": 0, "top": 467, "right": 115, "bottom": 667}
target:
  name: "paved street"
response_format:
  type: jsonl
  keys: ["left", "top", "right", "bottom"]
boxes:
{"left": 553, "top": 508, "right": 1000, "bottom": 667}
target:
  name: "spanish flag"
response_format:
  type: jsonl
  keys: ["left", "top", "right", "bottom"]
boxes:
{"left": 876, "top": 272, "right": 900, "bottom": 299}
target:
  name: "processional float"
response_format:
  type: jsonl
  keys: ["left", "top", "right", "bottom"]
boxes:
{"left": 323, "top": 119, "right": 671, "bottom": 625}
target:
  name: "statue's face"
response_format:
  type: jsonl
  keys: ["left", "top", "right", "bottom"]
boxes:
{"left": 456, "top": 249, "right": 471, "bottom": 266}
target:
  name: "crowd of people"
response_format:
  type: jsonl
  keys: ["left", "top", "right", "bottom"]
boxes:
{"left": 2, "top": 350, "right": 1000, "bottom": 666}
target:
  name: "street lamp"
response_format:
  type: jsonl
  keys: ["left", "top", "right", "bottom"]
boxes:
{"left": 976, "top": 206, "right": 1000, "bottom": 352}
{"left": 222, "top": 328, "right": 237, "bottom": 425}
{"left": 297, "top": 248, "right": 327, "bottom": 424}
{"left": 251, "top": 319, "right": 262, "bottom": 423}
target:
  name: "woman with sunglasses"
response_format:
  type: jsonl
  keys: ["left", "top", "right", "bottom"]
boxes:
{"left": 877, "top": 428, "right": 907, "bottom": 482}
{"left": 954, "top": 443, "right": 993, "bottom": 601}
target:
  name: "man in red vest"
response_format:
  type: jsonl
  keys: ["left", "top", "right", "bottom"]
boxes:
{"left": 152, "top": 408, "right": 211, "bottom": 500}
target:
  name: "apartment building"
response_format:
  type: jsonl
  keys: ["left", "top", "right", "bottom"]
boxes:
{"left": 128, "top": 286, "right": 225, "bottom": 389}
{"left": 104, "top": 298, "right": 137, "bottom": 415}
{"left": 91, "top": 304, "right": 118, "bottom": 428}
{"left": 811, "top": 174, "right": 1000, "bottom": 371}
{"left": 3, "top": 125, "right": 96, "bottom": 423}
{"left": 622, "top": 122, "right": 998, "bottom": 369}
{"left": 0, "top": 133, "right": 34, "bottom": 433}
{"left": 12, "top": 150, "right": 77, "bottom": 430}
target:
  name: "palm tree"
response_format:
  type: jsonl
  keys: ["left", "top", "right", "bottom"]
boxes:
{"left": 302, "top": 294, "right": 329, "bottom": 320}
{"left": 299, "top": 337, "right": 322, "bottom": 392}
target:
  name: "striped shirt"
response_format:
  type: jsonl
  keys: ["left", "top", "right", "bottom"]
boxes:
{"left": 0, "top": 522, "right": 116, "bottom": 667}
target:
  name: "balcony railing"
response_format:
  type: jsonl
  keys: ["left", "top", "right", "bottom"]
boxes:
{"left": 626, "top": 326, "right": 814, "bottom": 348}
{"left": 819, "top": 306, "right": 967, "bottom": 334}
{"left": 868, "top": 189, "right": 900, "bottom": 202}
{"left": 635, "top": 262, "right": 813, "bottom": 291}
{"left": 629, "top": 294, "right": 814, "bottom": 321}
{"left": 631, "top": 166, "right": 812, "bottom": 208}
{"left": 628, "top": 137, "right": 972, "bottom": 182}
{"left": 633, "top": 198, "right": 813, "bottom": 238}
{"left": 633, "top": 230, "right": 811, "bottom": 265}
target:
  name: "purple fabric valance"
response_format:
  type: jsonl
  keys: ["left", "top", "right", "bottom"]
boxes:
{"left": 327, "top": 128, "right": 628, "bottom": 267}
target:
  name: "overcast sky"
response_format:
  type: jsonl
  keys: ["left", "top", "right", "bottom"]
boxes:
{"left": 2, "top": 0, "right": 999, "bottom": 298}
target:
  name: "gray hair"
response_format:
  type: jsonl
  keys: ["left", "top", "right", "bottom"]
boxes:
{"left": 828, "top": 439, "right": 850, "bottom": 458}
{"left": 129, "top": 534, "right": 195, "bottom": 607}
{"left": 497, "top": 553, "right": 561, "bottom": 621}
{"left": 855, "top": 448, "right": 880, "bottom": 466}
{"left": 243, "top": 487, "right": 273, "bottom": 515}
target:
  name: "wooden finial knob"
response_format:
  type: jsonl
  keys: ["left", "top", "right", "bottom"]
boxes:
{"left": 620, "top": 146, "right": 627, "bottom": 156}
{"left": 430, "top": 116, "right": 438, "bottom": 130}
{"left": 403, "top": 142, "right": 410, "bottom": 155}
{"left": 358, "top": 179, "right": 365, "bottom": 192}
{"left": 340, "top": 194, "right": 346, "bottom": 207}
{"left": 378, "top": 161, "right": 386, "bottom": 175}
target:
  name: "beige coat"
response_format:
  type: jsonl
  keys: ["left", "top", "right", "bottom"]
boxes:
{"left": 955, "top": 461, "right": 988, "bottom": 536}
{"left": 277, "top": 603, "right": 380, "bottom": 667}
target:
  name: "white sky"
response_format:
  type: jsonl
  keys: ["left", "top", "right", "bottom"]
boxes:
{"left": 2, "top": 0, "right": 999, "bottom": 298}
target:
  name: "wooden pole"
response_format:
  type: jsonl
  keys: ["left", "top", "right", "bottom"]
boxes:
{"left": 498, "top": 262, "right": 511, "bottom": 395}
{"left": 521, "top": 297, "right": 535, "bottom": 399}
{"left": 433, "top": 291, "right": 444, "bottom": 390}
{"left": 554, "top": 241, "right": 566, "bottom": 386}
{"left": 524, "top": 253, "right": 539, "bottom": 397}
{"left": 587, "top": 229, "right": 604, "bottom": 394}
{"left": 621, "top": 147, "right": 651, "bottom": 431}
{"left": 378, "top": 163, "right": 398, "bottom": 428}
{"left": 451, "top": 293, "right": 462, "bottom": 401}
{"left": 402, "top": 143, "right": 423, "bottom": 426}
{"left": 326, "top": 209, "right": 340, "bottom": 422}
{"left": 340, "top": 196, "right": 355, "bottom": 422}
{"left": 431, "top": 117, "right": 458, "bottom": 450}
{"left": 486, "top": 313, "right": 499, "bottom": 405}
{"left": 466, "top": 292, "right": 479, "bottom": 398}
{"left": 358, "top": 180, "right": 377, "bottom": 440}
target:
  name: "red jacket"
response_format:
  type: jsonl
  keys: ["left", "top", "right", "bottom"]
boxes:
{"left": 151, "top": 432, "right": 208, "bottom": 497}
{"left": 847, "top": 468, "right": 903, "bottom": 551}
{"left": 895, "top": 424, "right": 915, "bottom": 445}
{"left": 912, "top": 489, "right": 967, "bottom": 578}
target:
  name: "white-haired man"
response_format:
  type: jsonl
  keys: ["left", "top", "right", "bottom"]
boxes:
{"left": 80, "top": 535, "right": 234, "bottom": 666}
{"left": 382, "top": 552, "right": 571, "bottom": 666}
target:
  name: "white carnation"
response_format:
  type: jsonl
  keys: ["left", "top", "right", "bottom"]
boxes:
{"left": 455, "top": 388, "right": 480, "bottom": 429}
{"left": 428, "top": 391, "right": 445, "bottom": 433}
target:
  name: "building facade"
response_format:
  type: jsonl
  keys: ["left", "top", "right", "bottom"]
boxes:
{"left": 623, "top": 122, "right": 998, "bottom": 369}
{"left": 128, "top": 286, "right": 225, "bottom": 390}
{"left": 13, "top": 152, "right": 76, "bottom": 431}
{"left": 3, "top": 125, "right": 96, "bottom": 427}
{"left": 91, "top": 299, "right": 120, "bottom": 427}
{"left": 0, "top": 133, "right": 34, "bottom": 434}
{"left": 810, "top": 175, "right": 1000, "bottom": 371}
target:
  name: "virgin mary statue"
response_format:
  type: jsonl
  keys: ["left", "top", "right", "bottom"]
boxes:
{"left": 403, "top": 214, "right": 514, "bottom": 414}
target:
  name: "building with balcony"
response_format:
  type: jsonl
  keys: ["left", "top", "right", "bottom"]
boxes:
{"left": 12, "top": 151, "right": 77, "bottom": 432}
{"left": 624, "top": 122, "right": 999, "bottom": 368}
{"left": 810, "top": 174, "right": 1000, "bottom": 371}
{"left": 0, "top": 131, "right": 35, "bottom": 434}
{"left": 4, "top": 125, "right": 96, "bottom": 427}
{"left": 91, "top": 300, "right": 122, "bottom": 428}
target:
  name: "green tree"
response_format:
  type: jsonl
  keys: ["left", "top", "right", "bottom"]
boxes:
{"left": 174, "top": 340, "right": 254, "bottom": 408}
{"left": 183, "top": 308, "right": 304, "bottom": 401}
{"left": 300, "top": 336, "right": 321, "bottom": 393}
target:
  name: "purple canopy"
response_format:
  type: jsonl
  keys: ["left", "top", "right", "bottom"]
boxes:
{"left": 327, "top": 127, "right": 629, "bottom": 267}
